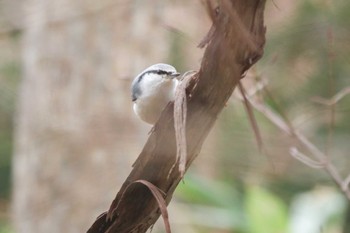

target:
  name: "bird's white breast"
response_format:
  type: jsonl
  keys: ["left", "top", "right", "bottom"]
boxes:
{"left": 133, "top": 74, "right": 178, "bottom": 124}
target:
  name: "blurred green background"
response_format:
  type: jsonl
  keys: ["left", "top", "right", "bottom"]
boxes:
{"left": 1, "top": 0, "right": 350, "bottom": 233}
{"left": 0, "top": 15, "right": 20, "bottom": 231}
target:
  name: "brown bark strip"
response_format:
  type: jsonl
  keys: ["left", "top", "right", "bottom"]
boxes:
{"left": 173, "top": 71, "right": 198, "bottom": 178}
{"left": 129, "top": 180, "right": 171, "bottom": 233}
{"left": 87, "top": 1, "right": 266, "bottom": 232}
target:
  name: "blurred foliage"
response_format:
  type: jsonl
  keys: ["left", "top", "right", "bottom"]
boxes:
{"left": 175, "top": 178, "right": 293, "bottom": 232}
{"left": 0, "top": 32, "right": 20, "bottom": 233}
{"left": 0, "top": 57, "right": 20, "bottom": 199}
{"left": 176, "top": 176, "right": 246, "bottom": 232}
{"left": 177, "top": 0, "right": 350, "bottom": 232}
{"left": 246, "top": 186, "right": 288, "bottom": 233}
{"left": 0, "top": 218, "right": 14, "bottom": 233}
{"left": 0, "top": 220, "right": 13, "bottom": 233}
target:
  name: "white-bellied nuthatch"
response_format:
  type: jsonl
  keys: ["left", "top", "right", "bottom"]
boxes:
{"left": 131, "top": 63, "right": 180, "bottom": 124}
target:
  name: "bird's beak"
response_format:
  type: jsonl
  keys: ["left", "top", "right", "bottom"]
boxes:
{"left": 170, "top": 72, "right": 181, "bottom": 78}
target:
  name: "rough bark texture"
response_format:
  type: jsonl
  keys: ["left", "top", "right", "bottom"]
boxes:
{"left": 88, "top": 1, "right": 266, "bottom": 232}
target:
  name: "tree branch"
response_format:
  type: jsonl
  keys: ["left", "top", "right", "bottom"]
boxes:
{"left": 87, "top": 1, "right": 266, "bottom": 232}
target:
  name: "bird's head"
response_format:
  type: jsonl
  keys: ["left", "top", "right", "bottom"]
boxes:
{"left": 131, "top": 63, "right": 180, "bottom": 102}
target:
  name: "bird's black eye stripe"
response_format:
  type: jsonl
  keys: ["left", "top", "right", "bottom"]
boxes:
{"left": 156, "top": 70, "right": 169, "bottom": 75}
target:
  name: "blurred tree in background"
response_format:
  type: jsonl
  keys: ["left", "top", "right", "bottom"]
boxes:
{"left": 0, "top": 0, "right": 349, "bottom": 233}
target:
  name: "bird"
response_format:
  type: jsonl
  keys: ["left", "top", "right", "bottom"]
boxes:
{"left": 131, "top": 63, "right": 180, "bottom": 124}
